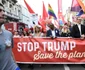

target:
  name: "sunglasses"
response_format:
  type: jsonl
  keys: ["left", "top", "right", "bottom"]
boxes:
{"left": 0, "top": 9, "right": 5, "bottom": 12}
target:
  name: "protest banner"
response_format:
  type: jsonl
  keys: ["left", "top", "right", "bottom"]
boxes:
{"left": 13, "top": 37, "right": 85, "bottom": 64}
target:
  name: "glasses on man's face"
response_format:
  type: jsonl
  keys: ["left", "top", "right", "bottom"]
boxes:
{"left": 0, "top": 9, "right": 5, "bottom": 12}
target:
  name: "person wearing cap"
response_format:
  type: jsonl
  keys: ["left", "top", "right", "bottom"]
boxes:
{"left": 71, "top": 16, "right": 85, "bottom": 38}
{"left": 0, "top": 3, "right": 20, "bottom": 70}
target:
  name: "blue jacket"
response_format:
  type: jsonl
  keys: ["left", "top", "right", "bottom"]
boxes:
{"left": 46, "top": 28, "right": 60, "bottom": 37}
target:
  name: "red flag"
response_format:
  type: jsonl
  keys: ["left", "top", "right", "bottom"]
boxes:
{"left": 38, "top": 2, "right": 48, "bottom": 33}
{"left": 58, "top": 0, "right": 66, "bottom": 25}
{"left": 38, "top": 15, "right": 46, "bottom": 33}
{"left": 24, "top": 0, "right": 35, "bottom": 13}
{"left": 38, "top": 16, "right": 43, "bottom": 26}
{"left": 58, "top": 0, "right": 62, "bottom": 14}
{"left": 42, "top": 1, "right": 48, "bottom": 20}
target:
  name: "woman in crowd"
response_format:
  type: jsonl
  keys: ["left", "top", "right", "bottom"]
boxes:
{"left": 33, "top": 25, "right": 44, "bottom": 37}
{"left": 13, "top": 30, "right": 20, "bottom": 37}
{"left": 60, "top": 24, "right": 71, "bottom": 37}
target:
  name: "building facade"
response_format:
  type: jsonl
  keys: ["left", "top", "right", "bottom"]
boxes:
{"left": 0, "top": 0, "right": 32, "bottom": 29}
{"left": 0, "top": 0, "right": 38, "bottom": 29}
{"left": 0, "top": 0, "right": 20, "bottom": 22}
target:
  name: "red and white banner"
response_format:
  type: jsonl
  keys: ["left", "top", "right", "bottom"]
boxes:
{"left": 13, "top": 37, "right": 85, "bottom": 64}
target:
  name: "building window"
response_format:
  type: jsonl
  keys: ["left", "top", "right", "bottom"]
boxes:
{"left": 18, "top": 10, "right": 20, "bottom": 12}
{"left": 15, "top": 8, "right": 16, "bottom": 10}
{"left": 2, "top": 0, "right": 6, "bottom": 4}
{"left": 9, "top": 4, "right": 12, "bottom": 8}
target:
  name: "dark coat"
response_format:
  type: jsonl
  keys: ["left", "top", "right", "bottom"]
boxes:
{"left": 46, "top": 29, "right": 60, "bottom": 37}
{"left": 61, "top": 32, "right": 71, "bottom": 37}
{"left": 71, "top": 24, "right": 85, "bottom": 38}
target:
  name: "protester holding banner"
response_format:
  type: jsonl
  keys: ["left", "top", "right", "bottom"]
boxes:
{"left": 71, "top": 16, "right": 85, "bottom": 39}
{"left": 71, "top": 16, "right": 85, "bottom": 68}
{"left": 60, "top": 24, "right": 71, "bottom": 37}
{"left": 33, "top": 25, "right": 45, "bottom": 37}
{"left": 46, "top": 23, "right": 60, "bottom": 38}
{"left": 0, "top": 3, "right": 20, "bottom": 70}
{"left": 13, "top": 30, "right": 20, "bottom": 37}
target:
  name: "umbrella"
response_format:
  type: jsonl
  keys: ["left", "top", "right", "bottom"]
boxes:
{"left": 80, "top": 14, "right": 85, "bottom": 18}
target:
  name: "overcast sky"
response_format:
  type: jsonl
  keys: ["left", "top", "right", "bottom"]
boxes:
{"left": 17, "top": 0, "right": 72, "bottom": 16}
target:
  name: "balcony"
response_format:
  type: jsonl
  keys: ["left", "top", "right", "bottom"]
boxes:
{"left": 12, "top": 0, "right": 17, "bottom": 4}
{"left": 7, "top": 0, "right": 17, "bottom": 4}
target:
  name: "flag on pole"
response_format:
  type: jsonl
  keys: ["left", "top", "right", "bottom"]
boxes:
{"left": 24, "top": 0, "right": 41, "bottom": 29}
{"left": 58, "top": 0, "right": 65, "bottom": 25}
{"left": 24, "top": 0, "right": 35, "bottom": 13}
{"left": 71, "top": 0, "right": 85, "bottom": 16}
{"left": 48, "top": 4, "right": 57, "bottom": 19}
{"left": 38, "top": 1, "right": 48, "bottom": 33}
{"left": 71, "top": 0, "right": 81, "bottom": 12}
{"left": 42, "top": 1, "right": 48, "bottom": 20}
{"left": 77, "top": 0, "right": 85, "bottom": 12}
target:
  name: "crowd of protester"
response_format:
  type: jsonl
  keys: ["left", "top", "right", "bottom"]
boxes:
{"left": 13, "top": 16, "right": 85, "bottom": 69}
{"left": 13, "top": 16, "right": 85, "bottom": 39}
{"left": 0, "top": 2, "right": 85, "bottom": 70}
{"left": 13, "top": 23, "right": 70, "bottom": 38}
{"left": 13, "top": 20, "right": 74, "bottom": 38}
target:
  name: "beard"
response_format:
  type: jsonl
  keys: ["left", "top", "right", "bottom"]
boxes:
{"left": 0, "top": 15, "right": 7, "bottom": 26}
{"left": 0, "top": 19, "right": 6, "bottom": 26}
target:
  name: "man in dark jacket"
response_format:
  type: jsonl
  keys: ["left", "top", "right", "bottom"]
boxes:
{"left": 46, "top": 23, "right": 60, "bottom": 38}
{"left": 71, "top": 16, "right": 85, "bottom": 39}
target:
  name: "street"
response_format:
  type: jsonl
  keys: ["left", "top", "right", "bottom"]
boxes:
{"left": 20, "top": 64, "right": 85, "bottom": 70}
